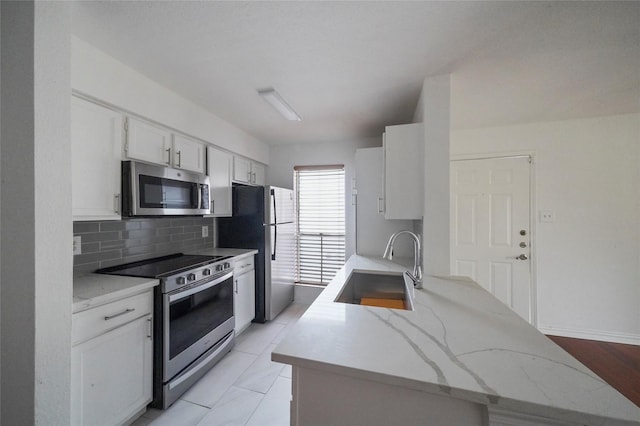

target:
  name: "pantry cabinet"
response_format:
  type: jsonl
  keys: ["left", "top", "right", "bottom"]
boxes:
{"left": 71, "top": 290, "right": 153, "bottom": 426}
{"left": 71, "top": 96, "right": 124, "bottom": 221}
{"left": 125, "top": 118, "right": 205, "bottom": 173}
{"left": 233, "top": 156, "right": 266, "bottom": 185}
{"left": 207, "top": 146, "right": 233, "bottom": 217}
{"left": 233, "top": 255, "right": 256, "bottom": 334}
{"left": 383, "top": 123, "right": 424, "bottom": 220}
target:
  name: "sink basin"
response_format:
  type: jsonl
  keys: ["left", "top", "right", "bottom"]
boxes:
{"left": 335, "top": 270, "right": 414, "bottom": 310}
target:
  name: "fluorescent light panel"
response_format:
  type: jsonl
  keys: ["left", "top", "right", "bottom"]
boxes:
{"left": 258, "top": 88, "right": 302, "bottom": 121}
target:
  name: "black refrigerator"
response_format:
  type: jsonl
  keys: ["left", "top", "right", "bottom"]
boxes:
{"left": 218, "top": 185, "right": 296, "bottom": 322}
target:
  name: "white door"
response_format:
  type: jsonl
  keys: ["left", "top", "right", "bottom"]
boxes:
{"left": 71, "top": 97, "right": 123, "bottom": 220}
{"left": 207, "top": 146, "right": 233, "bottom": 217}
{"left": 450, "top": 156, "right": 533, "bottom": 323}
{"left": 125, "top": 118, "right": 172, "bottom": 166}
{"left": 172, "top": 134, "right": 205, "bottom": 173}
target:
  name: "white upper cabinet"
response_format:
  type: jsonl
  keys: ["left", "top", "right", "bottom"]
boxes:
{"left": 251, "top": 162, "right": 266, "bottom": 186}
{"left": 207, "top": 146, "right": 233, "bottom": 217}
{"left": 173, "top": 134, "right": 205, "bottom": 174}
{"left": 125, "top": 118, "right": 172, "bottom": 166}
{"left": 383, "top": 123, "right": 424, "bottom": 220}
{"left": 71, "top": 97, "right": 124, "bottom": 221}
{"left": 233, "top": 156, "right": 266, "bottom": 185}
{"left": 125, "top": 118, "right": 205, "bottom": 173}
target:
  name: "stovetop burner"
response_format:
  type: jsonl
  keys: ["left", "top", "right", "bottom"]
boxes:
{"left": 97, "top": 253, "right": 228, "bottom": 278}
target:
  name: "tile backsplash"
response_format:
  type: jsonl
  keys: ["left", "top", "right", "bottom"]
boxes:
{"left": 73, "top": 217, "right": 216, "bottom": 272}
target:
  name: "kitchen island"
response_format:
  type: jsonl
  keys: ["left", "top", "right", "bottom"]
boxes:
{"left": 272, "top": 255, "right": 640, "bottom": 426}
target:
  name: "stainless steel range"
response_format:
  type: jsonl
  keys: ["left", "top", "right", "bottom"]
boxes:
{"left": 98, "top": 253, "right": 235, "bottom": 409}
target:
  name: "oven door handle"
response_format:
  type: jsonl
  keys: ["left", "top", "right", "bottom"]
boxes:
{"left": 168, "top": 270, "right": 233, "bottom": 302}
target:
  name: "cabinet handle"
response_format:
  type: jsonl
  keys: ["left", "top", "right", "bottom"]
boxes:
{"left": 165, "top": 147, "right": 171, "bottom": 165}
{"left": 176, "top": 150, "right": 182, "bottom": 168}
{"left": 234, "top": 279, "right": 238, "bottom": 294}
{"left": 104, "top": 308, "right": 135, "bottom": 321}
{"left": 247, "top": 171, "right": 252, "bottom": 183}
{"left": 147, "top": 317, "right": 152, "bottom": 340}
{"left": 252, "top": 172, "right": 257, "bottom": 184}
{"left": 377, "top": 197, "right": 385, "bottom": 214}
{"left": 211, "top": 200, "right": 215, "bottom": 214}
{"left": 114, "top": 194, "right": 121, "bottom": 214}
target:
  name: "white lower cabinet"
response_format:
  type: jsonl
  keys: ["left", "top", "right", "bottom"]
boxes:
{"left": 233, "top": 256, "right": 256, "bottom": 334}
{"left": 71, "top": 291, "right": 153, "bottom": 426}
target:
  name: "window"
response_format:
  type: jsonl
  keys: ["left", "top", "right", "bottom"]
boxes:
{"left": 294, "top": 165, "right": 346, "bottom": 285}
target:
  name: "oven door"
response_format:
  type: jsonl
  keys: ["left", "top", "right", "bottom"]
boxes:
{"left": 163, "top": 270, "right": 234, "bottom": 381}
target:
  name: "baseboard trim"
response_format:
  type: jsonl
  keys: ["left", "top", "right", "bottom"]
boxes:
{"left": 538, "top": 325, "right": 640, "bottom": 346}
{"left": 294, "top": 283, "right": 324, "bottom": 305}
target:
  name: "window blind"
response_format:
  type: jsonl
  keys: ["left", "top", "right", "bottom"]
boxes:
{"left": 294, "top": 166, "right": 345, "bottom": 285}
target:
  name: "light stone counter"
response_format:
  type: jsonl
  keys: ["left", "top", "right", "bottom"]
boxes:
{"left": 73, "top": 248, "right": 256, "bottom": 313}
{"left": 188, "top": 247, "right": 258, "bottom": 260}
{"left": 73, "top": 273, "right": 158, "bottom": 313}
{"left": 272, "top": 255, "right": 640, "bottom": 425}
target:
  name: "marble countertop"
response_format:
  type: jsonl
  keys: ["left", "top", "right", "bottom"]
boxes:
{"left": 188, "top": 248, "right": 258, "bottom": 259}
{"left": 272, "top": 255, "right": 640, "bottom": 425}
{"left": 73, "top": 248, "right": 257, "bottom": 313}
{"left": 73, "top": 273, "right": 158, "bottom": 313}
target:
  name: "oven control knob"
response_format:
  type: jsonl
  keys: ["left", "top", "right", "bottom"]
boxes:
{"left": 224, "top": 262, "right": 231, "bottom": 269}
{"left": 187, "top": 273, "right": 197, "bottom": 282}
{"left": 177, "top": 276, "right": 186, "bottom": 285}
{"left": 215, "top": 264, "right": 223, "bottom": 272}
{"left": 202, "top": 268, "right": 211, "bottom": 276}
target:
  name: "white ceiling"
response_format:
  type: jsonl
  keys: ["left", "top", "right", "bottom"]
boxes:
{"left": 71, "top": 1, "right": 640, "bottom": 145}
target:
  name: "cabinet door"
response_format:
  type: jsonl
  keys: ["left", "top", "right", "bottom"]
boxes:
{"left": 71, "top": 97, "right": 123, "bottom": 221}
{"left": 125, "top": 118, "right": 172, "bottom": 166}
{"left": 384, "top": 123, "right": 424, "bottom": 220}
{"left": 234, "top": 271, "right": 255, "bottom": 334}
{"left": 207, "top": 146, "right": 233, "bottom": 217}
{"left": 233, "top": 156, "right": 252, "bottom": 184}
{"left": 173, "top": 134, "right": 205, "bottom": 173}
{"left": 71, "top": 315, "right": 153, "bottom": 426}
{"left": 251, "top": 162, "right": 266, "bottom": 186}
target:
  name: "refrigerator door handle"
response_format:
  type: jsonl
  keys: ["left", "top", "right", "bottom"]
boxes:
{"left": 270, "top": 188, "right": 277, "bottom": 224}
{"left": 272, "top": 225, "right": 277, "bottom": 261}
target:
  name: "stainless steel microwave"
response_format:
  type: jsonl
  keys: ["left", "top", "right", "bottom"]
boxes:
{"left": 122, "top": 161, "right": 210, "bottom": 216}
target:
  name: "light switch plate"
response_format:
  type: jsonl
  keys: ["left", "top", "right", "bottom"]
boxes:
{"left": 73, "top": 236, "right": 82, "bottom": 255}
{"left": 202, "top": 226, "right": 209, "bottom": 238}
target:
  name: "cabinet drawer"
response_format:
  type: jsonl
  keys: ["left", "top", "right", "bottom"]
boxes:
{"left": 234, "top": 256, "right": 255, "bottom": 275}
{"left": 72, "top": 291, "right": 153, "bottom": 346}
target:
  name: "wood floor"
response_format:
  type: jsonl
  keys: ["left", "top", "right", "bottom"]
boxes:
{"left": 547, "top": 335, "right": 640, "bottom": 408}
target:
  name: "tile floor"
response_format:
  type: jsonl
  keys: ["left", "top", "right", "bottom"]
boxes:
{"left": 131, "top": 303, "right": 309, "bottom": 426}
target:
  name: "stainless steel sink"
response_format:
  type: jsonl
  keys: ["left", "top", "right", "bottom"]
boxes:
{"left": 335, "top": 270, "right": 414, "bottom": 310}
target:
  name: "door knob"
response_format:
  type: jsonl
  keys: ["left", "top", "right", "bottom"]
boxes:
{"left": 515, "top": 254, "right": 528, "bottom": 260}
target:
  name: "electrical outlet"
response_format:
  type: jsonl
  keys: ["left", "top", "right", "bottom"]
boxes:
{"left": 539, "top": 210, "right": 555, "bottom": 223}
{"left": 73, "top": 236, "right": 82, "bottom": 255}
{"left": 202, "top": 226, "right": 209, "bottom": 238}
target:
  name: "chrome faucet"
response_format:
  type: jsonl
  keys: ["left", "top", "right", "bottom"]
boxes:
{"left": 383, "top": 230, "right": 423, "bottom": 289}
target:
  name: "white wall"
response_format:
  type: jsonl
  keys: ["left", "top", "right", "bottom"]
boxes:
{"left": 71, "top": 37, "right": 270, "bottom": 165}
{"left": 1, "top": 2, "right": 72, "bottom": 424}
{"left": 269, "top": 137, "right": 380, "bottom": 260}
{"left": 418, "top": 75, "right": 451, "bottom": 276}
{"left": 451, "top": 113, "right": 640, "bottom": 344}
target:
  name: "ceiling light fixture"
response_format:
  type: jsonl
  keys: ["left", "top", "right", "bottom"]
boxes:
{"left": 257, "top": 88, "right": 302, "bottom": 121}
